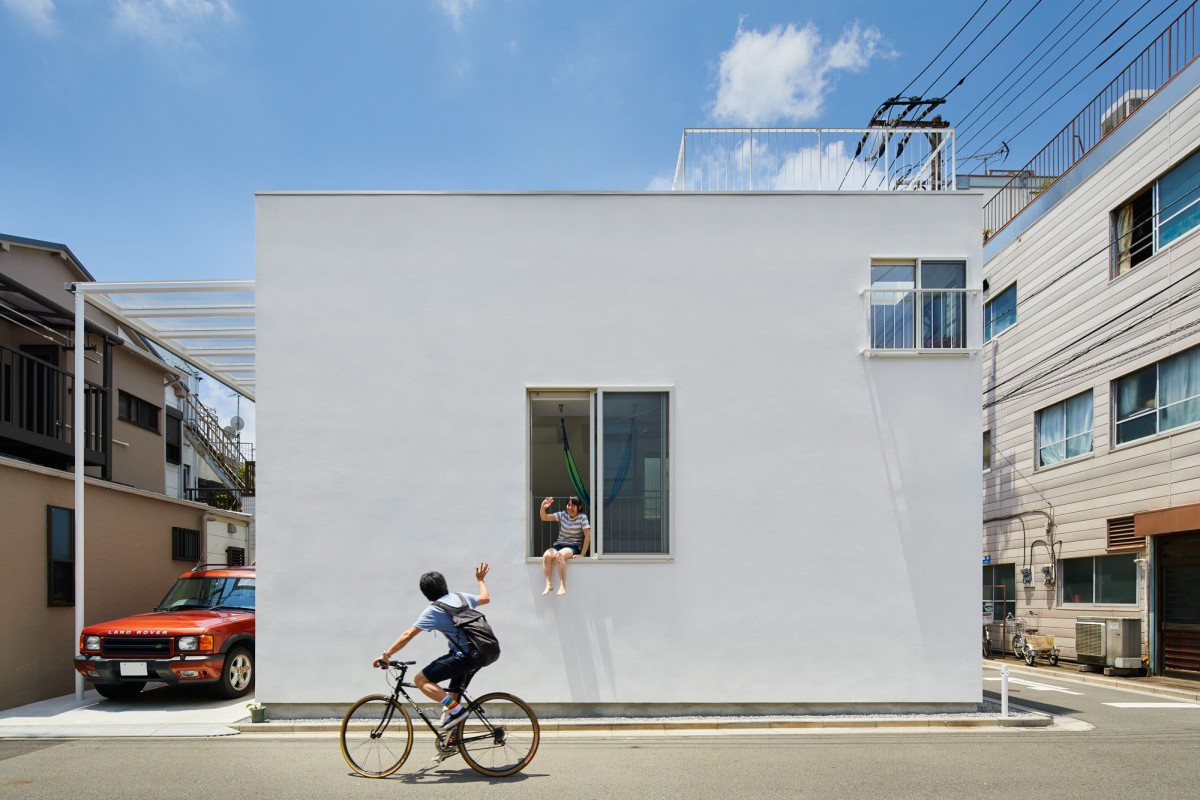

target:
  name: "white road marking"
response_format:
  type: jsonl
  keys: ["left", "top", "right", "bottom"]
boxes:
{"left": 1103, "top": 702, "right": 1200, "bottom": 709}
{"left": 983, "top": 677, "right": 1082, "bottom": 695}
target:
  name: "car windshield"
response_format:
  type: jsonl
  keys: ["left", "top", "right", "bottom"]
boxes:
{"left": 156, "top": 576, "right": 256, "bottom": 611}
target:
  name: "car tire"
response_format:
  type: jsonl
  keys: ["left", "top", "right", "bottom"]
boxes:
{"left": 214, "top": 645, "right": 254, "bottom": 699}
{"left": 95, "top": 682, "right": 146, "bottom": 701}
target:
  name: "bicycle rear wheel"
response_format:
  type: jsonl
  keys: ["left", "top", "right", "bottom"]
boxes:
{"left": 455, "top": 692, "right": 540, "bottom": 777}
{"left": 339, "top": 694, "right": 414, "bottom": 778}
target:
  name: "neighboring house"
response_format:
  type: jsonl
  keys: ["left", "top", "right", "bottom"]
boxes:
{"left": 978, "top": 17, "right": 1200, "bottom": 679}
{"left": 256, "top": 187, "right": 983, "bottom": 712}
{"left": 0, "top": 233, "right": 251, "bottom": 709}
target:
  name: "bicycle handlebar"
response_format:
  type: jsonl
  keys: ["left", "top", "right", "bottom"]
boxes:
{"left": 376, "top": 660, "right": 416, "bottom": 668}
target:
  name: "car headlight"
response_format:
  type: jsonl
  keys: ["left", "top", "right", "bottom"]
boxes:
{"left": 178, "top": 636, "right": 199, "bottom": 651}
{"left": 83, "top": 635, "right": 101, "bottom": 652}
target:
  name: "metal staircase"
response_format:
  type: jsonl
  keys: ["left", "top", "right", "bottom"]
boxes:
{"left": 182, "top": 392, "right": 255, "bottom": 510}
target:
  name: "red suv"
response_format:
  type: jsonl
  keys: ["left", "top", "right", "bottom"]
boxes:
{"left": 74, "top": 564, "right": 255, "bottom": 700}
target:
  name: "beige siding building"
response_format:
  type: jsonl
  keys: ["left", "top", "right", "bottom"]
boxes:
{"left": 981, "top": 58, "right": 1200, "bottom": 678}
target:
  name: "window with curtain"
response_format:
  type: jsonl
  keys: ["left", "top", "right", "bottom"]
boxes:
{"left": 1061, "top": 554, "right": 1138, "bottom": 604}
{"left": 984, "top": 282, "right": 1017, "bottom": 341}
{"left": 1036, "top": 391, "right": 1093, "bottom": 467}
{"left": 869, "top": 260, "right": 967, "bottom": 350}
{"left": 1112, "top": 148, "right": 1200, "bottom": 276}
{"left": 1115, "top": 345, "right": 1200, "bottom": 445}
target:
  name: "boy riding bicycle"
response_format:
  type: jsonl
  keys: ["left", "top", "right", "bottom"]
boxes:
{"left": 374, "top": 562, "right": 491, "bottom": 730}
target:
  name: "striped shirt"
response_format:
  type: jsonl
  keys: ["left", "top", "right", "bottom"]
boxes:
{"left": 553, "top": 510, "right": 590, "bottom": 547}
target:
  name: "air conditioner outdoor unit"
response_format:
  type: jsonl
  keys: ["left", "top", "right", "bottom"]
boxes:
{"left": 1076, "top": 617, "right": 1141, "bottom": 669}
{"left": 1100, "top": 90, "right": 1154, "bottom": 137}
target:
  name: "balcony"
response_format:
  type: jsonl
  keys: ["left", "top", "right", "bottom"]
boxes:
{"left": 0, "top": 343, "right": 108, "bottom": 469}
{"left": 672, "top": 127, "right": 955, "bottom": 192}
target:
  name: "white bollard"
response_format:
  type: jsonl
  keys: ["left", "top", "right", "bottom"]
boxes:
{"left": 1000, "top": 664, "right": 1009, "bottom": 717}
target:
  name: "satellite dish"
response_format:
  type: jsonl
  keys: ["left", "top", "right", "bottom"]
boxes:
{"left": 230, "top": 415, "right": 245, "bottom": 432}
{"left": 223, "top": 426, "right": 235, "bottom": 436}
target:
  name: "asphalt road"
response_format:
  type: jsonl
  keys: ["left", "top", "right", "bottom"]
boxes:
{"left": 2, "top": 670, "right": 1198, "bottom": 800}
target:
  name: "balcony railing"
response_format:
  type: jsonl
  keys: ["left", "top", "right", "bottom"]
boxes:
{"left": 0, "top": 342, "right": 108, "bottom": 465}
{"left": 864, "top": 288, "right": 973, "bottom": 352}
{"left": 529, "top": 493, "right": 668, "bottom": 556}
{"left": 672, "top": 127, "right": 956, "bottom": 192}
{"left": 982, "top": 0, "right": 1200, "bottom": 241}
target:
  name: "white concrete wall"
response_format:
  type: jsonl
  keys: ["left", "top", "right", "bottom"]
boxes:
{"left": 256, "top": 192, "right": 983, "bottom": 709}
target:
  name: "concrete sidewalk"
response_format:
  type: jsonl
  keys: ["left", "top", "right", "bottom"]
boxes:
{"left": 0, "top": 685, "right": 248, "bottom": 738}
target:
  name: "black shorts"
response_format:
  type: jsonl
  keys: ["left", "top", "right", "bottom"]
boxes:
{"left": 422, "top": 651, "right": 479, "bottom": 694}
{"left": 551, "top": 542, "right": 581, "bottom": 555}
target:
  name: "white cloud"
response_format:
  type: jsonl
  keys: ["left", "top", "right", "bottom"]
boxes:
{"left": 1, "top": 0, "right": 58, "bottom": 36}
{"left": 645, "top": 175, "right": 674, "bottom": 191}
{"left": 438, "top": 0, "right": 478, "bottom": 31}
{"left": 712, "top": 21, "right": 884, "bottom": 126}
{"left": 111, "top": 0, "right": 237, "bottom": 48}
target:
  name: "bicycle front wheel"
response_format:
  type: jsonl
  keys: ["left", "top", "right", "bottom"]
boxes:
{"left": 340, "top": 694, "right": 414, "bottom": 778}
{"left": 456, "top": 692, "right": 540, "bottom": 777}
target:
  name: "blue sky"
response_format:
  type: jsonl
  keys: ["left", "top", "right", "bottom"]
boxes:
{"left": 0, "top": 0, "right": 1187, "bottom": 430}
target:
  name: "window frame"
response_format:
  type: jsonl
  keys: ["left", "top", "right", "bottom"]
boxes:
{"left": 118, "top": 390, "right": 161, "bottom": 433}
{"left": 1111, "top": 148, "right": 1200, "bottom": 278}
{"left": 527, "top": 386, "right": 674, "bottom": 562}
{"left": 983, "top": 282, "right": 1017, "bottom": 342}
{"left": 982, "top": 563, "right": 1016, "bottom": 622}
{"left": 1034, "top": 390, "right": 1094, "bottom": 469}
{"left": 1059, "top": 553, "right": 1139, "bottom": 606}
{"left": 867, "top": 258, "right": 972, "bottom": 353}
{"left": 47, "top": 505, "right": 74, "bottom": 607}
{"left": 1112, "top": 345, "right": 1200, "bottom": 448}
{"left": 172, "top": 526, "right": 201, "bottom": 562}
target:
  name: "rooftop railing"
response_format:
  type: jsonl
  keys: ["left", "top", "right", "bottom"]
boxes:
{"left": 672, "top": 127, "right": 956, "bottom": 192}
{"left": 982, "top": 0, "right": 1200, "bottom": 242}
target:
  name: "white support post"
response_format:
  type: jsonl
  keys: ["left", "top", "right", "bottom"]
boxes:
{"left": 73, "top": 287, "right": 86, "bottom": 701}
{"left": 1000, "top": 664, "right": 1009, "bottom": 717}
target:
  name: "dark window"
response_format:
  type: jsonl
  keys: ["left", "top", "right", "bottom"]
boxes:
{"left": 1062, "top": 554, "right": 1138, "bottom": 604}
{"left": 1113, "top": 148, "right": 1200, "bottom": 276}
{"left": 47, "top": 506, "right": 74, "bottom": 606}
{"left": 983, "top": 283, "right": 1017, "bottom": 341}
{"left": 165, "top": 408, "right": 182, "bottom": 464}
{"left": 226, "top": 546, "right": 246, "bottom": 567}
{"left": 118, "top": 391, "right": 160, "bottom": 433}
{"left": 983, "top": 430, "right": 992, "bottom": 471}
{"left": 172, "top": 527, "right": 201, "bottom": 562}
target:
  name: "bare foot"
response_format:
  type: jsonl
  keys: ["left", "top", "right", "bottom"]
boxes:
{"left": 557, "top": 586, "right": 567, "bottom": 596}
{"left": 542, "top": 584, "right": 553, "bottom": 596}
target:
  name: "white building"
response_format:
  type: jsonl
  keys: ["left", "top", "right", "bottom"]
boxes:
{"left": 255, "top": 189, "right": 983, "bottom": 713}
{"left": 979, "top": 24, "right": 1200, "bottom": 678}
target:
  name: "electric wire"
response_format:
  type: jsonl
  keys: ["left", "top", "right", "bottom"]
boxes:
{"left": 940, "top": 0, "right": 1047, "bottom": 99}
{"left": 955, "top": 0, "right": 1099, "bottom": 133}
{"left": 921, "top": 0, "right": 1018, "bottom": 98}
{"left": 958, "top": 0, "right": 1137, "bottom": 150}
{"left": 897, "top": 0, "right": 991, "bottom": 98}
{"left": 964, "top": 0, "right": 1176, "bottom": 156}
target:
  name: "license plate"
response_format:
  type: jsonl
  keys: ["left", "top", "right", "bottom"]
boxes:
{"left": 119, "top": 662, "right": 148, "bottom": 677}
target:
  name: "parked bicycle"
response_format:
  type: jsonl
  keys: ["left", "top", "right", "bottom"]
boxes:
{"left": 339, "top": 660, "right": 539, "bottom": 778}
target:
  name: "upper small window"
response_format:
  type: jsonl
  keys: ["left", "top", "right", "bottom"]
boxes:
{"left": 1036, "top": 391, "right": 1093, "bottom": 467}
{"left": 983, "top": 283, "right": 1016, "bottom": 342}
{"left": 983, "top": 430, "right": 992, "bottom": 471}
{"left": 868, "top": 260, "right": 967, "bottom": 350}
{"left": 119, "top": 391, "right": 160, "bottom": 433}
{"left": 1114, "top": 345, "right": 1200, "bottom": 445}
{"left": 1113, "top": 149, "right": 1200, "bottom": 276}
{"left": 47, "top": 506, "right": 74, "bottom": 606}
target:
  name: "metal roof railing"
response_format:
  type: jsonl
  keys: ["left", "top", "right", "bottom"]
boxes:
{"left": 672, "top": 127, "right": 956, "bottom": 192}
{"left": 982, "top": 0, "right": 1200, "bottom": 242}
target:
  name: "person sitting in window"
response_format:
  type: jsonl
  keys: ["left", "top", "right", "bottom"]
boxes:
{"left": 539, "top": 496, "right": 590, "bottom": 596}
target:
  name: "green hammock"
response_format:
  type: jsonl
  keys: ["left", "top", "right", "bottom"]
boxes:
{"left": 559, "top": 416, "right": 635, "bottom": 509}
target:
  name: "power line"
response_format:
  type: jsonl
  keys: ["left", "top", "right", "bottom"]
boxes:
{"left": 897, "top": 0, "right": 991, "bottom": 97}
{"left": 921, "top": 0, "right": 1017, "bottom": 97}
{"left": 964, "top": 0, "right": 1173, "bottom": 156}
{"left": 940, "top": 0, "right": 1047, "bottom": 99}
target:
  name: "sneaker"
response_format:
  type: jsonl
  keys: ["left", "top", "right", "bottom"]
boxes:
{"left": 439, "top": 703, "right": 468, "bottom": 730}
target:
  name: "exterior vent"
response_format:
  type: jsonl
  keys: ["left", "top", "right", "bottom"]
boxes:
{"left": 1076, "top": 619, "right": 1106, "bottom": 661}
{"left": 1100, "top": 90, "right": 1153, "bottom": 137}
{"left": 1107, "top": 516, "right": 1144, "bottom": 550}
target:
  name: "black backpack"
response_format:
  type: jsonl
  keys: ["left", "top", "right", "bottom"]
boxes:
{"left": 433, "top": 593, "right": 501, "bottom": 666}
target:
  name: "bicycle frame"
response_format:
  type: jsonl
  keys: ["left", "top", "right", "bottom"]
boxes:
{"left": 380, "top": 662, "right": 499, "bottom": 751}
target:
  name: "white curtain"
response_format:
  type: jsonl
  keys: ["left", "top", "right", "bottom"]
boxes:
{"left": 1160, "top": 348, "right": 1200, "bottom": 431}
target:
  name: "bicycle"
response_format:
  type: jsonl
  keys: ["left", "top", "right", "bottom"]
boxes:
{"left": 339, "top": 660, "right": 539, "bottom": 779}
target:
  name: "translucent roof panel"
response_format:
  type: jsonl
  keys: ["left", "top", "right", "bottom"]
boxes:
{"left": 73, "top": 280, "right": 255, "bottom": 400}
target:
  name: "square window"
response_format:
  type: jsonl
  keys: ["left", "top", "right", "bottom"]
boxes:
{"left": 869, "top": 260, "right": 967, "bottom": 350}
{"left": 1035, "top": 391, "right": 1093, "bottom": 467}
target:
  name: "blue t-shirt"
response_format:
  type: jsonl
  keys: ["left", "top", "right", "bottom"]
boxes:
{"left": 413, "top": 593, "right": 480, "bottom": 655}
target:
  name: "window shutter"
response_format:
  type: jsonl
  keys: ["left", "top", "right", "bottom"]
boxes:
{"left": 172, "top": 527, "right": 201, "bottom": 561}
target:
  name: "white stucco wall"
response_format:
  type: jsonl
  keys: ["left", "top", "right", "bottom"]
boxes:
{"left": 256, "top": 191, "right": 983, "bottom": 710}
